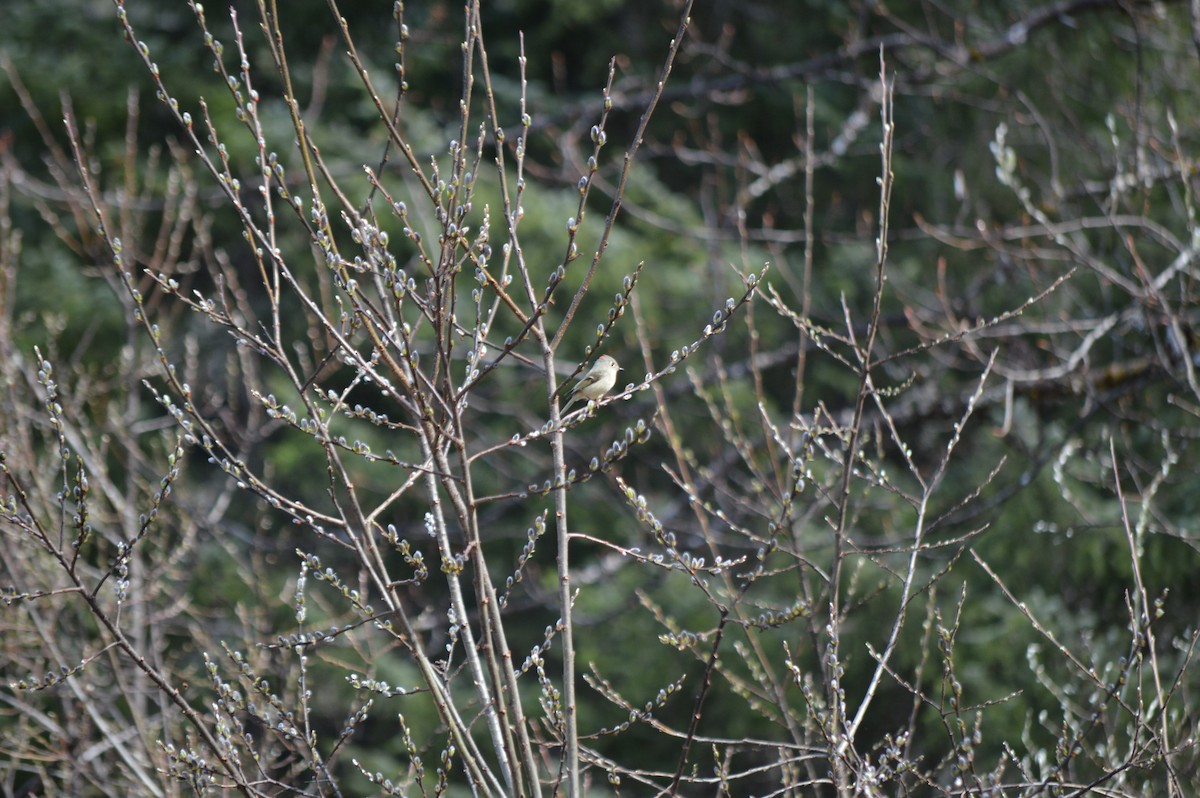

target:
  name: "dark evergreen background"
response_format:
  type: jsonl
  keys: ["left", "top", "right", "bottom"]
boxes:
{"left": 2, "top": 1, "right": 1198, "bottom": 794}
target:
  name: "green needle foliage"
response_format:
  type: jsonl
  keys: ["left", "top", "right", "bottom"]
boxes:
{"left": 2, "top": 1, "right": 1199, "bottom": 796}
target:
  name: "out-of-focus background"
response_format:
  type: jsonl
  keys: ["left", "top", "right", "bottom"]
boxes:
{"left": 2, "top": 1, "right": 1199, "bottom": 795}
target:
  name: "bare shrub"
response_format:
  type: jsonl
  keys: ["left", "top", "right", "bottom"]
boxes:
{"left": 2, "top": 2, "right": 1198, "bottom": 796}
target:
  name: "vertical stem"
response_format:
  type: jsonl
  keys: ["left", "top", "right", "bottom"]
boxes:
{"left": 551, "top": 420, "right": 580, "bottom": 797}
{"left": 828, "top": 54, "right": 894, "bottom": 796}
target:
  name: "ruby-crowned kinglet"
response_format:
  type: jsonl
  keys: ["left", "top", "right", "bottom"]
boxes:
{"left": 562, "top": 355, "right": 621, "bottom": 412}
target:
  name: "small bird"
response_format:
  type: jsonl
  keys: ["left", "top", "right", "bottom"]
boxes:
{"left": 562, "top": 355, "right": 621, "bottom": 413}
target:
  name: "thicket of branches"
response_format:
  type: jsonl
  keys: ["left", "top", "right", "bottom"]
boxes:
{"left": 2, "top": 1, "right": 1199, "bottom": 795}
